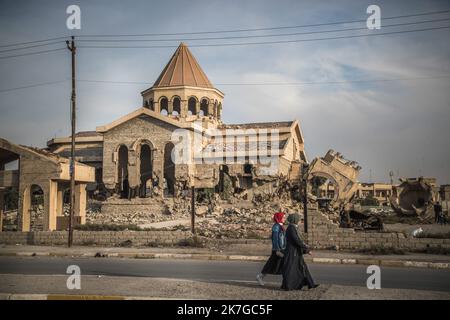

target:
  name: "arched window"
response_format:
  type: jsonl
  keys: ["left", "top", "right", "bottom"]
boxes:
{"left": 172, "top": 97, "right": 181, "bottom": 115}
{"left": 149, "top": 99, "right": 154, "bottom": 111}
{"left": 200, "top": 99, "right": 209, "bottom": 116}
{"left": 188, "top": 97, "right": 197, "bottom": 116}
{"left": 160, "top": 97, "right": 168, "bottom": 115}
{"left": 144, "top": 100, "right": 149, "bottom": 108}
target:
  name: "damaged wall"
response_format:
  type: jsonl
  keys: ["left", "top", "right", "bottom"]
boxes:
{"left": 307, "top": 150, "right": 361, "bottom": 206}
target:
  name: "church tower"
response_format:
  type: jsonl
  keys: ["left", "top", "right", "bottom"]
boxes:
{"left": 141, "top": 43, "right": 224, "bottom": 124}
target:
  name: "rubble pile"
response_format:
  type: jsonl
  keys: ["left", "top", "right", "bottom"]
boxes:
{"left": 2, "top": 210, "right": 18, "bottom": 231}
{"left": 195, "top": 199, "right": 303, "bottom": 239}
{"left": 86, "top": 198, "right": 190, "bottom": 225}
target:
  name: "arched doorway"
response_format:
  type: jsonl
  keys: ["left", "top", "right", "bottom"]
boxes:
{"left": 163, "top": 142, "right": 175, "bottom": 196}
{"left": 29, "top": 184, "right": 44, "bottom": 231}
{"left": 139, "top": 143, "right": 153, "bottom": 197}
{"left": 2, "top": 187, "right": 19, "bottom": 231}
{"left": 117, "top": 145, "right": 129, "bottom": 198}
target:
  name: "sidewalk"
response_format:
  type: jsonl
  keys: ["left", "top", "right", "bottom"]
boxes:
{"left": 1, "top": 244, "right": 449, "bottom": 269}
{"left": 0, "top": 275, "right": 449, "bottom": 300}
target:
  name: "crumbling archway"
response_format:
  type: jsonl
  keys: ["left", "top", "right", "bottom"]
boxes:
{"left": 117, "top": 145, "right": 129, "bottom": 198}
{"left": 163, "top": 142, "right": 175, "bottom": 196}
{"left": 1, "top": 187, "right": 19, "bottom": 231}
{"left": 308, "top": 172, "right": 340, "bottom": 207}
{"left": 139, "top": 142, "right": 153, "bottom": 197}
{"left": 26, "top": 184, "right": 44, "bottom": 231}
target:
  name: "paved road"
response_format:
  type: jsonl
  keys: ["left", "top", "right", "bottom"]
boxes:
{"left": 0, "top": 256, "right": 449, "bottom": 292}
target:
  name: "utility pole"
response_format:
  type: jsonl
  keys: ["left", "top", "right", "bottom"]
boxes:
{"left": 302, "top": 163, "right": 309, "bottom": 234}
{"left": 191, "top": 186, "right": 196, "bottom": 234}
{"left": 66, "top": 36, "right": 76, "bottom": 247}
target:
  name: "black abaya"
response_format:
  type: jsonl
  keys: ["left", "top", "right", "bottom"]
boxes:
{"left": 281, "top": 224, "right": 316, "bottom": 290}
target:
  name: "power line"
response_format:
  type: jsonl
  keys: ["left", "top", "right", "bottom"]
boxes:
{"left": 77, "top": 10, "right": 450, "bottom": 38}
{"left": 0, "top": 47, "right": 66, "bottom": 60}
{"left": 78, "top": 25, "right": 450, "bottom": 49}
{"left": 0, "top": 79, "right": 68, "bottom": 93}
{"left": 0, "top": 40, "right": 64, "bottom": 54}
{"left": 4, "top": 25, "right": 447, "bottom": 60}
{"left": 0, "top": 36, "right": 69, "bottom": 48}
{"left": 76, "top": 74, "right": 450, "bottom": 86}
{"left": 1, "top": 74, "right": 448, "bottom": 94}
{"left": 2, "top": 17, "right": 447, "bottom": 55}
{"left": 75, "top": 18, "right": 450, "bottom": 43}
{"left": 216, "top": 75, "right": 450, "bottom": 86}
{"left": 0, "top": 9, "right": 448, "bottom": 48}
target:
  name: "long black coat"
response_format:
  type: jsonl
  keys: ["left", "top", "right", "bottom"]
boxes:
{"left": 281, "top": 224, "right": 316, "bottom": 290}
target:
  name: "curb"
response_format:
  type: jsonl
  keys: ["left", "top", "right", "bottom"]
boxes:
{"left": 1, "top": 251, "right": 449, "bottom": 269}
{"left": 0, "top": 293, "right": 168, "bottom": 300}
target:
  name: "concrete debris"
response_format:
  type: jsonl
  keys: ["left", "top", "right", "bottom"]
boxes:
{"left": 390, "top": 177, "right": 438, "bottom": 221}
{"left": 307, "top": 149, "right": 361, "bottom": 208}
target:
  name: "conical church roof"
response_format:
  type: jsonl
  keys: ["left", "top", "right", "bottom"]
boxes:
{"left": 152, "top": 43, "right": 213, "bottom": 88}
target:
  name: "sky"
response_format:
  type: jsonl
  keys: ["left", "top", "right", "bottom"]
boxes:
{"left": 0, "top": 0, "right": 449, "bottom": 184}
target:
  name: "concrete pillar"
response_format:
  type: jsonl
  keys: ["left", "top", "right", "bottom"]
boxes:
{"left": 74, "top": 183, "right": 87, "bottom": 224}
{"left": 56, "top": 187, "right": 64, "bottom": 216}
{"left": 0, "top": 190, "right": 4, "bottom": 232}
{"left": 43, "top": 180, "right": 57, "bottom": 231}
{"left": 19, "top": 185, "right": 30, "bottom": 232}
{"left": 208, "top": 102, "right": 214, "bottom": 117}
{"left": 180, "top": 100, "right": 187, "bottom": 117}
{"left": 195, "top": 102, "right": 200, "bottom": 116}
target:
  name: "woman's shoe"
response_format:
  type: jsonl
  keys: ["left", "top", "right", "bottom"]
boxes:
{"left": 256, "top": 273, "right": 265, "bottom": 286}
{"left": 309, "top": 284, "right": 320, "bottom": 289}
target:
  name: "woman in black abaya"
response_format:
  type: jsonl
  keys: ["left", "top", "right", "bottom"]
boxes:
{"left": 281, "top": 213, "right": 319, "bottom": 291}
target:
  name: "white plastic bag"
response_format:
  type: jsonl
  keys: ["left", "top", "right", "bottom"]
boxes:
{"left": 411, "top": 227, "right": 423, "bottom": 237}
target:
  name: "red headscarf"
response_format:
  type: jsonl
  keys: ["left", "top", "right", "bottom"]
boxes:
{"left": 273, "top": 212, "right": 285, "bottom": 224}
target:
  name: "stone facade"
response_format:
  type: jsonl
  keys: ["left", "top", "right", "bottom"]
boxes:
{"left": 102, "top": 116, "right": 179, "bottom": 190}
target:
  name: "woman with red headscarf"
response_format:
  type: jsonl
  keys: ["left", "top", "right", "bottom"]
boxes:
{"left": 256, "top": 211, "right": 286, "bottom": 286}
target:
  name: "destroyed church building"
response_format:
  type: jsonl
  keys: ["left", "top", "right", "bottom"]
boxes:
{"left": 1, "top": 43, "right": 307, "bottom": 231}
